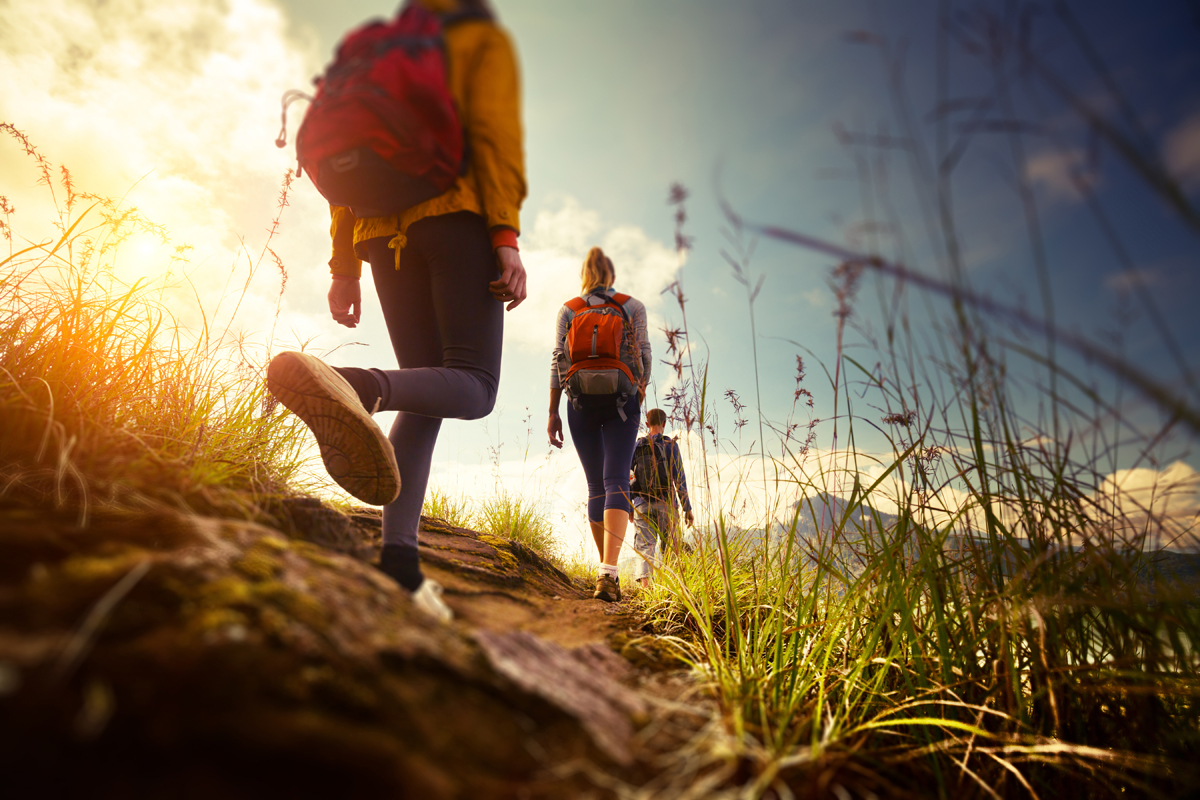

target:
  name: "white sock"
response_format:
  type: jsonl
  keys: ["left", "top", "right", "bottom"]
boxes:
{"left": 599, "top": 563, "right": 619, "bottom": 579}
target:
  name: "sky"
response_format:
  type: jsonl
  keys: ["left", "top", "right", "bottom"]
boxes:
{"left": 2, "top": 0, "right": 1198, "bottom": 554}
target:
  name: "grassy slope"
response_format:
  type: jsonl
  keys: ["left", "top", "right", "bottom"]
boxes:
{"left": 2, "top": 127, "right": 1198, "bottom": 799}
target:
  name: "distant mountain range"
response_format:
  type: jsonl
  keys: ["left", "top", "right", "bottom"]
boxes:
{"left": 782, "top": 493, "right": 900, "bottom": 540}
{"left": 672, "top": 493, "right": 1200, "bottom": 594}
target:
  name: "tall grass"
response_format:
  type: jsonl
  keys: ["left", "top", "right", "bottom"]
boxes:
{"left": 0, "top": 124, "right": 311, "bottom": 523}
{"left": 476, "top": 490, "right": 560, "bottom": 560}
{"left": 422, "top": 487, "right": 476, "bottom": 529}
{"left": 637, "top": 9, "right": 1200, "bottom": 796}
{"left": 423, "top": 487, "right": 562, "bottom": 563}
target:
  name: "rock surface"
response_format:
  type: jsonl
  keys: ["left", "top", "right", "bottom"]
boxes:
{"left": 0, "top": 500, "right": 701, "bottom": 798}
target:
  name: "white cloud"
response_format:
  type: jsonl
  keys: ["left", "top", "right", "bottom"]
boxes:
{"left": 1025, "top": 147, "right": 1090, "bottom": 203}
{"left": 1098, "top": 461, "right": 1200, "bottom": 515}
{"left": 0, "top": 0, "right": 332, "bottom": 343}
{"left": 507, "top": 195, "right": 681, "bottom": 356}
{"left": 661, "top": 422, "right": 1200, "bottom": 554}
{"left": 1088, "top": 461, "right": 1200, "bottom": 549}
{"left": 1166, "top": 111, "right": 1200, "bottom": 191}
{"left": 1104, "top": 267, "right": 1162, "bottom": 295}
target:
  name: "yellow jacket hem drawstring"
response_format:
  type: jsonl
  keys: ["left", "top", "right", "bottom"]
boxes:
{"left": 388, "top": 233, "right": 408, "bottom": 269}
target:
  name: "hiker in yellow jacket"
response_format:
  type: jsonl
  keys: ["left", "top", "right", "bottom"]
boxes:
{"left": 268, "top": 0, "right": 526, "bottom": 623}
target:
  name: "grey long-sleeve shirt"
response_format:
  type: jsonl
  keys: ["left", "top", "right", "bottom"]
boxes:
{"left": 550, "top": 287, "right": 651, "bottom": 389}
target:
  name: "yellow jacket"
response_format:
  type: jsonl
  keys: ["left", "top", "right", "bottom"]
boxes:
{"left": 328, "top": 1, "right": 525, "bottom": 277}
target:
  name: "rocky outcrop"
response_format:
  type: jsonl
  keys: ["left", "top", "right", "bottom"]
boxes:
{"left": 0, "top": 500, "right": 691, "bottom": 798}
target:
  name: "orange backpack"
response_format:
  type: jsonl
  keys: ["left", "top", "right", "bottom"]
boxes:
{"left": 558, "top": 292, "right": 640, "bottom": 417}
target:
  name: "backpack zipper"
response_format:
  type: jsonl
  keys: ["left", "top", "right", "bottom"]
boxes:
{"left": 590, "top": 324, "right": 599, "bottom": 357}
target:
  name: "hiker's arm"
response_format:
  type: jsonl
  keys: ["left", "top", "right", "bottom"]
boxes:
{"left": 489, "top": 245, "right": 527, "bottom": 311}
{"left": 327, "top": 205, "right": 362, "bottom": 327}
{"left": 548, "top": 388, "right": 564, "bottom": 449}
{"left": 631, "top": 300, "right": 652, "bottom": 399}
{"left": 467, "top": 27, "right": 526, "bottom": 244}
{"left": 329, "top": 205, "right": 361, "bottom": 279}
{"left": 328, "top": 276, "right": 361, "bottom": 328}
{"left": 548, "top": 305, "right": 570, "bottom": 448}
{"left": 668, "top": 439, "right": 694, "bottom": 521}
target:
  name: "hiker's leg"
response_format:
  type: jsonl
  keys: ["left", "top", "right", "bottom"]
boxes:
{"left": 645, "top": 502, "right": 667, "bottom": 568}
{"left": 567, "top": 403, "right": 607, "bottom": 558}
{"left": 588, "top": 521, "right": 605, "bottom": 561}
{"left": 631, "top": 505, "right": 656, "bottom": 583}
{"left": 366, "top": 212, "right": 503, "bottom": 420}
{"left": 601, "top": 508, "right": 628, "bottom": 566}
{"left": 598, "top": 399, "right": 641, "bottom": 565}
{"left": 655, "top": 502, "right": 678, "bottom": 562}
{"left": 365, "top": 235, "right": 445, "bottom": 586}
{"left": 367, "top": 214, "right": 500, "bottom": 586}
{"left": 668, "top": 505, "right": 682, "bottom": 560}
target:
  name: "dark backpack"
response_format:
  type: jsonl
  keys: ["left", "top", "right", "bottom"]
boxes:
{"left": 275, "top": 3, "right": 482, "bottom": 218}
{"left": 557, "top": 292, "right": 640, "bottom": 418}
{"left": 631, "top": 435, "right": 671, "bottom": 502}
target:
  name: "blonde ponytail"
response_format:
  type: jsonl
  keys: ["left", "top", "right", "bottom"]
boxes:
{"left": 580, "top": 247, "right": 614, "bottom": 294}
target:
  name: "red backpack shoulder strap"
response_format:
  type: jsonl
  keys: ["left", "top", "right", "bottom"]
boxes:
{"left": 565, "top": 297, "right": 587, "bottom": 312}
{"left": 610, "top": 292, "right": 631, "bottom": 305}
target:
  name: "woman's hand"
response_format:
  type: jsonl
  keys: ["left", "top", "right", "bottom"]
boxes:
{"left": 490, "top": 246, "right": 527, "bottom": 310}
{"left": 328, "top": 277, "right": 361, "bottom": 328}
{"left": 548, "top": 412, "right": 563, "bottom": 449}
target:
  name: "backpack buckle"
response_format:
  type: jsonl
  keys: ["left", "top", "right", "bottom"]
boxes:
{"left": 330, "top": 150, "right": 361, "bottom": 173}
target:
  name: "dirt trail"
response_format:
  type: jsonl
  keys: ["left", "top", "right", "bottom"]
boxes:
{"left": 416, "top": 517, "right": 650, "bottom": 650}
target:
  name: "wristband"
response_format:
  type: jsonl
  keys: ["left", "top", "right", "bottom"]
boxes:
{"left": 490, "top": 228, "right": 519, "bottom": 252}
{"left": 330, "top": 274, "right": 359, "bottom": 281}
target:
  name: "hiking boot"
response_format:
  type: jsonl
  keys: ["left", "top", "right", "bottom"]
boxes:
{"left": 593, "top": 574, "right": 621, "bottom": 603}
{"left": 412, "top": 578, "right": 453, "bottom": 623}
{"left": 267, "top": 351, "right": 400, "bottom": 505}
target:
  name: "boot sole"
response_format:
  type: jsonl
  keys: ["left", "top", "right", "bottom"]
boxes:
{"left": 267, "top": 351, "right": 400, "bottom": 505}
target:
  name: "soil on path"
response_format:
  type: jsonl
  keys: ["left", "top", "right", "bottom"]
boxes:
{"left": 416, "top": 516, "right": 650, "bottom": 650}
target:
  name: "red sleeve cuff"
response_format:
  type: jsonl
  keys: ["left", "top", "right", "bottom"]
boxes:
{"left": 490, "top": 227, "right": 519, "bottom": 251}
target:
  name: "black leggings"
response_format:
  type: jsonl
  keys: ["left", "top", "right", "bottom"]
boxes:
{"left": 365, "top": 211, "right": 502, "bottom": 548}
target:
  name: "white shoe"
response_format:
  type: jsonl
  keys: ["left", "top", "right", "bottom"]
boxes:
{"left": 412, "top": 578, "right": 453, "bottom": 623}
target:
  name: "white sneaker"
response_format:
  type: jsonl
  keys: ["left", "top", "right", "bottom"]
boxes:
{"left": 412, "top": 578, "right": 453, "bottom": 623}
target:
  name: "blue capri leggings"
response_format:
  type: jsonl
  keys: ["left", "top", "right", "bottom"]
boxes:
{"left": 567, "top": 398, "right": 641, "bottom": 521}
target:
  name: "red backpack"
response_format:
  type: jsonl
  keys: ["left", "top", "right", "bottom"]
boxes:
{"left": 558, "top": 292, "right": 641, "bottom": 418}
{"left": 275, "top": 4, "right": 483, "bottom": 218}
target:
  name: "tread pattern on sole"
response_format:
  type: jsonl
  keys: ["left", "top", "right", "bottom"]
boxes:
{"left": 268, "top": 353, "right": 399, "bottom": 505}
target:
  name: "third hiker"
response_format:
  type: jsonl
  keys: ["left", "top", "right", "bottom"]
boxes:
{"left": 630, "top": 408, "right": 694, "bottom": 587}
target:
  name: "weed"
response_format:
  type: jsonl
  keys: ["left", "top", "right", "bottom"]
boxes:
{"left": 635, "top": 7, "right": 1200, "bottom": 795}
{"left": 476, "top": 490, "right": 559, "bottom": 562}
{"left": 0, "top": 125, "right": 313, "bottom": 524}
{"left": 422, "top": 488, "right": 476, "bottom": 529}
